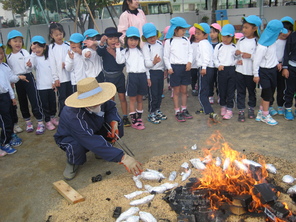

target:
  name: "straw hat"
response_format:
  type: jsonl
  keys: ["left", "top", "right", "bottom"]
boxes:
{"left": 65, "top": 77, "right": 116, "bottom": 108}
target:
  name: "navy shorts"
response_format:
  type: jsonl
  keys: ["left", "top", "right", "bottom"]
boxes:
{"left": 126, "top": 72, "right": 148, "bottom": 97}
{"left": 169, "top": 64, "right": 191, "bottom": 87}
{"left": 104, "top": 73, "right": 126, "bottom": 94}
{"left": 259, "top": 67, "right": 277, "bottom": 89}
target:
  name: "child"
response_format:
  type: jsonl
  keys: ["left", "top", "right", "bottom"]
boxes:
{"left": 116, "top": 26, "right": 148, "bottom": 130}
{"left": 30, "top": 36, "right": 59, "bottom": 130}
{"left": 142, "top": 23, "right": 167, "bottom": 124}
{"left": 96, "top": 27, "right": 131, "bottom": 127}
{"left": 282, "top": 18, "right": 296, "bottom": 120}
{"left": 209, "top": 23, "right": 222, "bottom": 104}
{"left": 6, "top": 30, "right": 45, "bottom": 134}
{"left": 65, "top": 33, "right": 86, "bottom": 92}
{"left": 213, "top": 24, "right": 237, "bottom": 120}
{"left": 236, "top": 15, "right": 262, "bottom": 122}
{"left": 269, "top": 16, "right": 294, "bottom": 117}
{"left": 194, "top": 23, "right": 219, "bottom": 122}
{"left": 253, "top": 20, "right": 288, "bottom": 125}
{"left": 189, "top": 26, "right": 200, "bottom": 97}
{"left": 163, "top": 17, "right": 193, "bottom": 122}
{"left": 82, "top": 29, "right": 104, "bottom": 82}
{"left": 48, "top": 22, "right": 72, "bottom": 115}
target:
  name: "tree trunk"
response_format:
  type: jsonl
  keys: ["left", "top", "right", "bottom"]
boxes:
{"left": 211, "top": 0, "right": 218, "bottom": 23}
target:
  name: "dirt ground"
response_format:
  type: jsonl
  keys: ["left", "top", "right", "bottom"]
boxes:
{"left": 1, "top": 85, "right": 296, "bottom": 222}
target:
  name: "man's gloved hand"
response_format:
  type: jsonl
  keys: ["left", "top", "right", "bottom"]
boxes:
{"left": 120, "top": 154, "right": 143, "bottom": 176}
{"left": 107, "top": 121, "right": 118, "bottom": 143}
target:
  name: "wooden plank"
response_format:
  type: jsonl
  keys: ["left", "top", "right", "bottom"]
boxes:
{"left": 53, "top": 180, "right": 85, "bottom": 204}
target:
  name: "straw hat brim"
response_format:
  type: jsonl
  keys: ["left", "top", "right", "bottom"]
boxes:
{"left": 65, "top": 82, "right": 116, "bottom": 108}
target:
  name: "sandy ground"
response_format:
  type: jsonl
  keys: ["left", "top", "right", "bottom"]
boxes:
{"left": 1, "top": 85, "right": 296, "bottom": 222}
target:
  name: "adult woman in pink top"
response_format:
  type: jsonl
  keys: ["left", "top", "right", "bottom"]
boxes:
{"left": 118, "top": 0, "right": 147, "bottom": 44}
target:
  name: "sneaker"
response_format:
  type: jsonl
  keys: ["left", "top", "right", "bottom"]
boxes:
{"left": 182, "top": 109, "right": 193, "bottom": 119}
{"left": 277, "top": 106, "right": 284, "bottom": 115}
{"left": 10, "top": 134, "right": 22, "bottom": 147}
{"left": 261, "top": 114, "right": 278, "bottom": 125}
{"left": 223, "top": 110, "right": 233, "bottom": 120}
{"left": 238, "top": 111, "right": 245, "bottom": 122}
{"left": 156, "top": 110, "right": 167, "bottom": 120}
{"left": 248, "top": 108, "right": 255, "bottom": 119}
{"left": 1, "top": 144, "right": 17, "bottom": 154}
{"left": 175, "top": 112, "right": 186, "bottom": 122}
{"left": 50, "top": 117, "right": 59, "bottom": 126}
{"left": 63, "top": 162, "right": 79, "bottom": 180}
{"left": 13, "top": 124, "right": 23, "bottom": 134}
{"left": 192, "top": 90, "right": 198, "bottom": 96}
{"left": 148, "top": 114, "right": 161, "bottom": 124}
{"left": 123, "top": 116, "right": 131, "bottom": 127}
{"left": 132, "top": 119, "right": 145, "bottom": 130}
{"left": 268, "top": 107, "right": 278, "bottom": 116}
{"left": 46, "top": 121, "right": 56, "bottom": 130}
{"left": 26, "top": 121, "right": 34, "bottom": 133}
{"left": 209, "top": 112, "right": 219, "bottom": 123}
{"left": 36, "top": 123, "right": 45, "bottom": 135}
{"left": 220, "top": 107, "right": 227, "bottom": 116}
{"left": 284, "top": 108, "right": 294, "bottom": 121}
{"left": 255, "top": 110, "right": 262, "bottom": 122}
{"left": 0, "top": 149, "right": 7, "bottom": 157}
{"left": 209, "top": 97, "right": 214, "bottom": 104}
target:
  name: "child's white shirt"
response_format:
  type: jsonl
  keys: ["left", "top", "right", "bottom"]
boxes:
{"left": 82, "top": 47, "right": 103, "bottom": 77}
{"left": 65, "top": 51, "right": 86, "bottom": 85}
{"left": 48, "top": 42, "right": 71, "bottom": 83}
{"left": 0, "top": 62, "right": 18, "bottom": 99}
{"left": 6, "top": 49, "right": 32, "bottom": 74}
{"left": 275, "top": 39, "right": 286, "bottom": 63}
{"left": 31, "top": 53, "right": 53, "bottom": 90}
{"left": 142, "top": 40, "right": 165, "bottom": 71}
{"left": 198, "top": 39, "right": 215, "bottom": 69}
{"left": 235, "top": 37, "right": 257, "bottom": 76}
{"left": 213, "top": 42, "right": 237, "bottom": 67}
{"left": 191, "top": 42, "right": 200, "bottom": 69}
{"left": 253, "top": 43, "right": 278, "bottom": 77}
{"left": 163, "top": 36, "right": 193, "bottom": 70}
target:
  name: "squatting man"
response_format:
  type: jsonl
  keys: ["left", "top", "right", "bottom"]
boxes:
{"left": 54, "top": 77, "right": 143, "bottom": 180}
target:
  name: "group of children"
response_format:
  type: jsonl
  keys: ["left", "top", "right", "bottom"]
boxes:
{"left": 1, "top": 15, "right": 295, "bottom": 156}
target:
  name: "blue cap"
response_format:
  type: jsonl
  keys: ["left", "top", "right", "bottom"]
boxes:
{"left": 280, "top": 16, "right": 294, "bottom": 25}
{"left": 31, "top": 36, "right": 46, "bottom": 44}
{"left": 166, "top": 17, "right": 191, "bottom": 39}
{"left": 83, "top": 29, "right": 100, "bottom": 38}
{"left": 221, "top": 24, "right": 235, "bottom": 36}
{"left": 142, "top": 23, "right": 158, "bottom": 38}
{"left": 126, "top": 26, "right": 140, "bottom": 38}
{"left": 259, "top": 19, "right": 288, "bottom": 47}
{"left": 69, "top": 33, "right": 84, "bottom": 43}
{"left": 243, "top": 15, "right": 262, "bottom": 36}
{"left": 7, "top": 30, "right": 23, "bottom": 40}
{"left": 194, "top": 23, "right": 211, "bottom": 34}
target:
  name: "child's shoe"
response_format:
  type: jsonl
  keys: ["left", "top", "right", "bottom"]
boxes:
{"left": 277, "top": 106, "right": 284, "bottom": 115}
{"left": 255, "top": 110, "right": 262, "bottom": 122}
{"left": 46, "top": 121, "right": 56, "bottom": 130}
{"left": 50, "top": 117, "right": 59, "bottom": 126}
{"left": 0, "top": 149, "right": 7, "bottom": 157}
{"left": 10, "top": 134, "right": 22, "bottom": 147}
{"left": 36, "top": 123, "right": 45, "bottom": 135}
{"left": 209, "top": 96, "right": 214, "bottom": 104}
{"left": 156, "top": 110, "right": 167, "bottom": 120}
{"left": 1, "top": 144, "right": 17, "bottom": 154}
{"left": 220, "top": 107, "right": 227, "bottom": 116}
{"left": 248, "top": 108, "right": 255, "bottom": 119}
{"left": 123, "top": 116, "right": 131, "bottom": 127}
{"left": 209, "top": 112, "right": 219, "bottom": 123}
{"left": 268, "top": 107, "right": 278, "bottom": 116}
{"left": 284, "top": 108, "right": 294, "bottom": 121}
{"left": 13, "top": 124, "right": 23, "bottom": 134}
{"left": 238, "top": 111, "right": 245, "bottom": 122}
{"left": 182, "top": 109, "right": 193, "bottom": 119}
{"left": 148, "top": 114, "right": 161, "bottom": 124}
{"left": 132, "top": 119, "right": 145, "bottom": 130}
{"left": 26, "top": 121, "right": 34, "bottom": 133}
{"left": 175, "top": 112, "right": 186, "bottom": 122}
{"left": 223, "top": 110, "right": 233, "bottom": 120}
{"left": 261, "top": 114, "right": 278, "bottom": 125}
